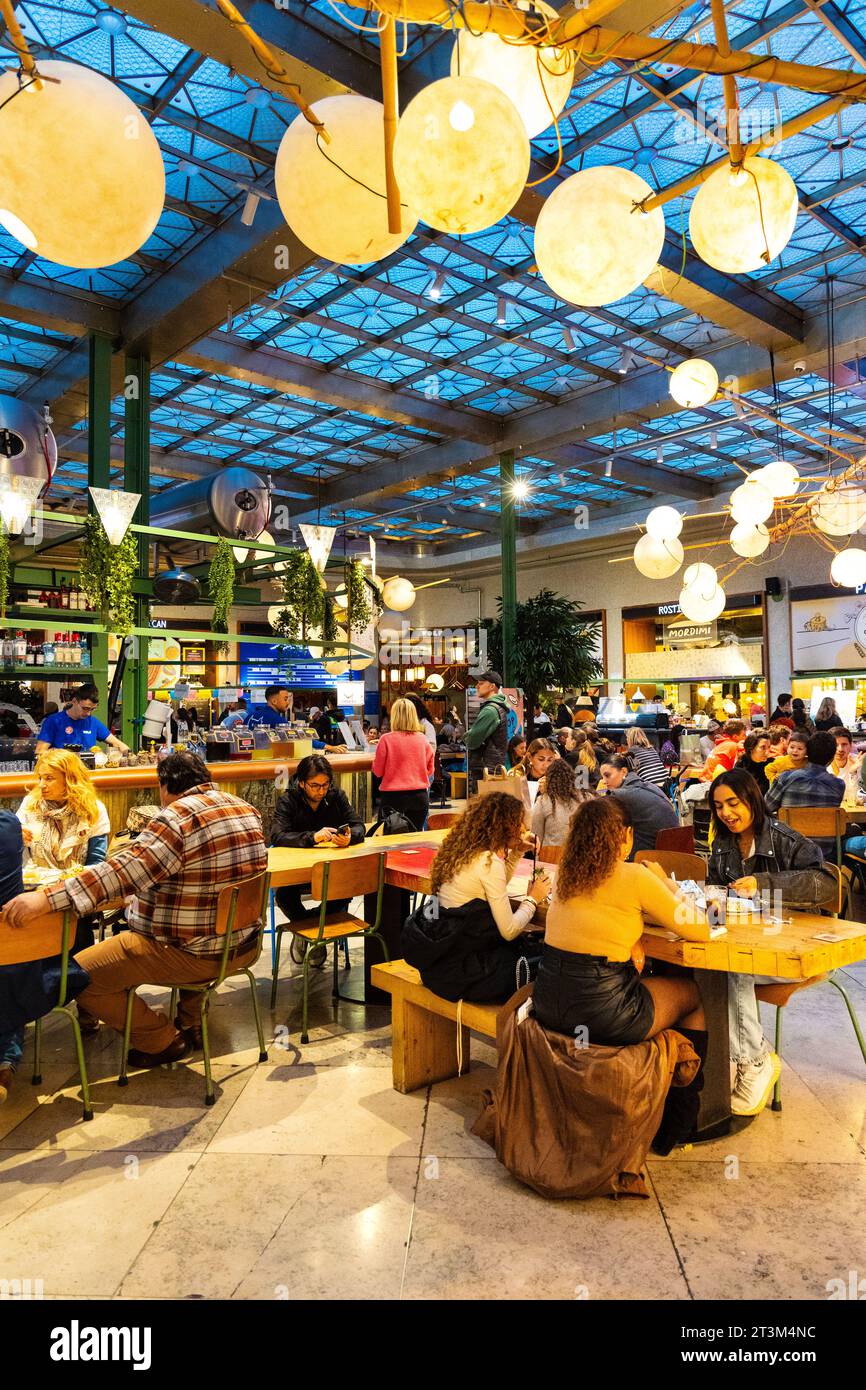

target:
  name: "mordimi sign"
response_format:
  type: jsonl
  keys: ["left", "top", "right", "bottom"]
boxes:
{"left": 666, "top": 619, "right": 717, "bottom": 648}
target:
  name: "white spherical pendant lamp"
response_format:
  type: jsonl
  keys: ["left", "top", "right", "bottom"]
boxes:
{"left": 645, "top": 506, "right": 683, "bottom": 542}
{"left": 324, "top": 659, "right": 347, "bottom": 677}
{"left": 450, "top": 0, "right": 573, "bottom": 139}
{"left": 731, "top": 481, "right": 774, "bottom": 526}
{"left": 812, "top": 487, "right": 866, "bottom": 537}
{"left": 755, "top": 460, "right": 800, "bottom": 498}
{"left": 669, "top": 359, "right": 719, "bottom": 409}
{"left": 633, "top": 534, "right": 683, "bottom": 579}
{"left": 679, "top": 584, "right": 727, "bottom": 622}
{"left": 381, "top": 576, "right": 416, "bottom": 612}
{"left": 831, "top": 547, "right": 866, "bottom": 588}
{"left": 0, "top": 61, "right": 165, "bottom": 268}
{"left": 275, "top": 94, "right": 417, "bottom": 264}
{"left": 393, "top": 76, "right": 529, "bottom": 235}
{"left": 683, "top": 562, "right": 718, "bottom": 596}
{"left": 730, "top": 522, "right": 770, "bottom": 558}
{"left": 534, "top": 166, "right": 665, "bottom": 307}
{"left": 689, "top": 156, "right": 798, "bottom": 274}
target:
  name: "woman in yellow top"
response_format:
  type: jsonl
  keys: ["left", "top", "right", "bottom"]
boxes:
{"left": 533, "top": 797, "right": 711, "bottom": 1153}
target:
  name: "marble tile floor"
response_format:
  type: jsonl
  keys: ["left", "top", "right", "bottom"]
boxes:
{"left": 0, "top": 938, "right": 864, "bottom": 1301}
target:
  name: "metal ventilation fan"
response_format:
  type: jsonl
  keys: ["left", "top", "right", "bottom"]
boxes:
{"left": 152, "top": 567, "right": 201, "bottom": 604}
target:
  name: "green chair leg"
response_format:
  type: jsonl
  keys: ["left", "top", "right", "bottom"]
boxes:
{"left": 243, "top": 968, "right": 268, "bottom": 1063}
{"left": 332, "top": 940, "right": 340, "bottom": 1001}
{"left": 117, "top": 990, "right": 135, "bottom": 1087}
{"left": 771, "top": 1005, "right": 783, "bottom": 1112}
{"left": 270, "top": 926, "right": 285, "bottom": 1010}
{"left": 65, "top": 1009, "right": 94, "bottom": 1122}
{"left": 368, "top": 929, "right": 391, "bottom": 964}
{"left": 32, "top": 1016, "right": 42, "bottom": 1086}
{"left": 300, "top": 947, "right": 313, "bottom": 1044}
{"left": 200, "top": 997, "right": 215, "bottom": 1106}
{"left": 827, "top": 974, "right": 866, "bottom": 1065}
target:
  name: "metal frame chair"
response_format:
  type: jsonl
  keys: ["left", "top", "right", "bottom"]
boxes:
{"left": 778, "top": 805, "right": 846, "bottom": 866}
{"left": 270, "top": 852, "right": 388, "bottom": 1042}
{"left": 0, "top": 908, "right": 93, "bottom": 1121}
{"left": 117, "top": 872, "right": 270, "bottom": 1107}
{"left": 634, "top": 849, "right": 707, "bottom": 881}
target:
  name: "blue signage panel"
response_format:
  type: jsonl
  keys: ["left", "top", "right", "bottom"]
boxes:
{"left": 238, "top": 641, "right": 348, "bottom": 689}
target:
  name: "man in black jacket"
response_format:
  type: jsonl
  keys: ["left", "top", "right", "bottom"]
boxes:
{"left": 270, "top": 754, "right": 365, "bottom": 920}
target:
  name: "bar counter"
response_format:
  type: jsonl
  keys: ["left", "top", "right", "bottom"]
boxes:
{"left": 0, "top": 754, "right": 375, "bottom": 838}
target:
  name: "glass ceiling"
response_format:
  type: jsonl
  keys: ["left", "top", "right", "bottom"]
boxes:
{"left": 2, "top": 0, "right": 866, "bottom": 549}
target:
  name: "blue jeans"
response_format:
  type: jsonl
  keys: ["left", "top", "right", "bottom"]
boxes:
{"left": 728, "top": 974, "right": 776, "bottom": 1064}
{"left": 0, "top": 1028, "right": 23, "bottom": 1073}
{"left": 844, "top": 834, "right": 866, "bottom": 858}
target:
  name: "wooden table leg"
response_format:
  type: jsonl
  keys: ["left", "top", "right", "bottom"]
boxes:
{"left": 693, "top": 968, "right": 732, "bottom": 1140}
{"left": 364, "top": 883, "right": 408, "bottom": 1004}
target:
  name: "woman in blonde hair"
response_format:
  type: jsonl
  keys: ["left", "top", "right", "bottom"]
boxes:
{"left": 17, "top": 749, "right": 110, "bottom": 873}
{"left": 625, "top": 726, "right": 668, "bottom": 788}
{"left": 371, "top": 696, "right": 434, "bottom": 830}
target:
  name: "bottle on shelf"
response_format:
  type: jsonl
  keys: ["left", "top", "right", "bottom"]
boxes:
{"left": 14, "top": 631, "right": 26, "bottom": 666}
{"left": 42, "top": 633, "right": 55, "bottom": 667}
{"left": 35, "top": 636, "right": 44, "bottom": 667}
{"left": 2, "top": 633, "right": 13, "bottom": 671}
{"left": 69, "top": 633, "right": 81, "bottom": 666}
{"left": 79, "top": 636, "right": 90, "bottom": 669}
{"left": 55, "top": 632, "right": 67, "bottom": 666}
{"left": 25, "top": 639, "right": 35, "bottom": 667}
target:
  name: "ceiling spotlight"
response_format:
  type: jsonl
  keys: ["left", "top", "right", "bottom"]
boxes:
{"left": 617, "top": 347, "right": 638, "bottom": 375}
{"left": 479, "top": 500, "right": 486, "bottom": 508}
{"left": 427, "top": 267, "right": 447, "bottom": 300}
{"left": 496, "top": 295, "right": 508, "bottom": 327}
{"left": 656, "top": 444, "right": 663, "bottom": 464}
{"left": 710, "top": 429, "right": 718, "bottom": 450}
{"left": 241, "top": 190, "right": 261, "bottom": 226}
{"left": 512, "top": 478, "right": 530, "bottom": 500}
{"left": 604, "top": 458, "right": 614, "bottom": 478}
{"left": 562, "top": 326, "right": 575, "bottom": 352}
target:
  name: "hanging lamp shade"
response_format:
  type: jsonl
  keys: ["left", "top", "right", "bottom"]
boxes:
{"left": 669, "top": 359, "right": 718, "bottom": 409}
{"left": 831, "top": 548, "right": 866, "bottom": 587}
{"left": 299, "top": 523, "right": 338, "bottom": 573}
{"left": 730, "top": 522, "right": 770, "bottom": 558}
{"left": 682, "top": 562, "right": 718, "bottom": 595}
{"left": 731, "top": 480, "right": 774, "bottom": 525}
{"left": 754, "top": 460, "right": 800, "bottom": 498}
{"left": 812, "top": 487, "right": 866, "bottom": 536}
{"left": 381, "top": 576, "right": 416, "bottom": 612}
{"left": 0, "top": 475, "right": 43, "bottom": 536}
{"left": 633, "top": 534, "right": 683, "bottom": 579}
{"left": 274, "top": 95, "right": 416, "bottom": 265}
{"left": 645, "top": 506, "right": 683, "bottom": 542}
{"left": 393, "top": 76, "right": 529, "bottom": 235}
{"left": 689, "top": 156, "right": 798, "bottom": 274}
{"left": 679, "top": 583, "right": 727, "bottom": 622}
{"left": 0, "top": 62, "right": 165, "bottom": 268}
{"left": 534, "top": 166, "right": 665, "bottom": 307}
{"left": 88, "top": 487, "right": 140, "bottom": 546}
{"left": 450, "top": 0, "right": 573, "bottom": 139}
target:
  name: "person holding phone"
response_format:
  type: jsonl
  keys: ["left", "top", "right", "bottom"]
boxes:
{"left": 270, "top": 754, "right": 365, "bottom": 921}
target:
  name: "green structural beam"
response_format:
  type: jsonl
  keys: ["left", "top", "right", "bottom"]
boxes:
{"left": 124, "top": 352, "right": 151, "bottom": 748}
{"left": 499, "top": 450, "right": 517, "bottom": 689}
{"left": 86, "top": 331, "right": 113, "bottom": 724}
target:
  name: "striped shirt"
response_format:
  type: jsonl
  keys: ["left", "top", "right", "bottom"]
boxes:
{"left": 44, "top": 788, "right": 267, "bottom": 956}
{"left": 629, "top": 744, "right": 668, "bottom": 788}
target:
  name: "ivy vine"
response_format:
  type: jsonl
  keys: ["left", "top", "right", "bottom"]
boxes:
{"left": 0, "top": 531, "right": 9, "bottom": 621}
{"left": 208, "top": 537, "right": 235, "bottom": 651}
{"left": 277, "top": 550, "right": 325, "bottom": 638}
{"left": 344, "top": 558, "right": 375, "bottom": 636}
{"left": 79, "top": 514, "right": 137, "bottom": 637}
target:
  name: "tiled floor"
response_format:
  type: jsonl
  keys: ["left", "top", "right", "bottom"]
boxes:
{"left": 1, "top": 927, "right": 865, "bottom": 1301}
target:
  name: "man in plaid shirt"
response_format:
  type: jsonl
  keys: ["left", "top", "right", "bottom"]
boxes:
{"left": 6, "top": 751, "right": 266, "bottom": 1067}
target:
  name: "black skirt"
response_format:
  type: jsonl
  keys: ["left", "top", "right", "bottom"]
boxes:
{"left": 533, "top": 944, "right": 654, "bottom": 1046}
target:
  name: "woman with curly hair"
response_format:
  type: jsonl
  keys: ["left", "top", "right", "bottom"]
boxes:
{"left": 531, "top": 756, "right": 594, "bottom": 847}
{"left": 402, "top": 792, "right": 551, "bottom": 1002}
{"left": 533, "top": 797, "right": 711, "bottom": 1153}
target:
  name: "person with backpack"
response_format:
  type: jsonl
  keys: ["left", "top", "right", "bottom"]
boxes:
{"left": 371, "top": 697, "right": 434, "bottom": 832}
{"left": 464, "top": 670, "right": 509, "bottom": 793}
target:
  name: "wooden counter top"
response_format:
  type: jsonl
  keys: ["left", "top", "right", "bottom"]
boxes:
{"left": 0, "top": 753, "right": 374, "bottom": 798}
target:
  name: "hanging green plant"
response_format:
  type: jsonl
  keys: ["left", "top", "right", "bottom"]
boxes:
{"left": 208, "top": 537, "right": 235, "bottom": 653}
{"left": 344, "top": 558, "right": 374, "bottom": 636}
{"left": 322, "top": 594, "right": 338, "bottom": 646}
{"left": 279, "top": 550, "right": 324, "bottom": 637}
{"left": 0, "top": 531, "right": 10, "bottom": 621}
{"left": 79, "top": 514, "right": 137, "bottom": 636}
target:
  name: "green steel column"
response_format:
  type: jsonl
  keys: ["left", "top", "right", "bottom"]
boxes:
{"left": 499, "top": 450, "right": 517, "bottom": 688}
{"left": 86, "top": 333, "right": 113, "bottom": 723}
{"left": 123, "top": 352, "right": 151, "bottom": 750}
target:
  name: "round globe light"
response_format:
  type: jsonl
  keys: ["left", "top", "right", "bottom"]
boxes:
{"left": 381, "top": 576, "right": 417, "bottom": 612}
{"left": 275, "top": 94, "right": 417, "bottom": 264}
{"left": 812, "top": 487, "right": 866, "bottom": 537}
{"left": 425, "top": 673, "right": 446, "bottom": 692}
{"left": 324, "top": 660, "right": 347, "bottom": 676}
{"left": 669, "top": 359, "right": 719, "bottom": 409}
{"left": 689, "top": 156, "right": 798, "bottom": 274}
{"left": 730, "top": 522, "right": 770, "bottom": 558}
{"left": 730, "top": 481, "right": 774, "bottom": 526}
{"left": 755, "top": 460, "right": 800, "bottom": 498}
{"left": 393, "top": 76, "right": 530, "bottom": 235}
{"left": 534, "top": 166, "right": 665, "bottom": 307}
{"left": 450, "top": 0, "right": 573, "bottom": 138}
{"left": 830, "top": 547, "right": 866, "bottom": 588}
{"left": 633, "top": 534, "right": 683, "bottom": 580}
{"left": 645, "top": 506, "right": 683, "bottom": 542}
{"left": 679, "top": 584, "right": 727, "bottom": 622}
{"left": 0, "top": 61, "right": 165, "bottom": 268}
{"left": 683, "top": 562, "right": 718, "bottom": 596}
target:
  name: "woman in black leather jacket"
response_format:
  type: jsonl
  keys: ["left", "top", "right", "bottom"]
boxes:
{"left": 707, "top": 768, "right": 837, "bottom": 1120}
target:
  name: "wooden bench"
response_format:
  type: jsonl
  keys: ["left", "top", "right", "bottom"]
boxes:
{"left": 448, "top": 770, "right": 468, "bottom": 799}
{"left": 371, "top": 959, "right": 499, "bottom": 1092}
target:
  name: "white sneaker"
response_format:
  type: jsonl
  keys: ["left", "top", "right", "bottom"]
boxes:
{"left": 731, "top": 1052, "right": 781, "bottom": 1116}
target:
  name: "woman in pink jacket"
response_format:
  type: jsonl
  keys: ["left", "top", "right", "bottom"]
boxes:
{"left": 372, "top": 697, "right": 435, "bottom": 830}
